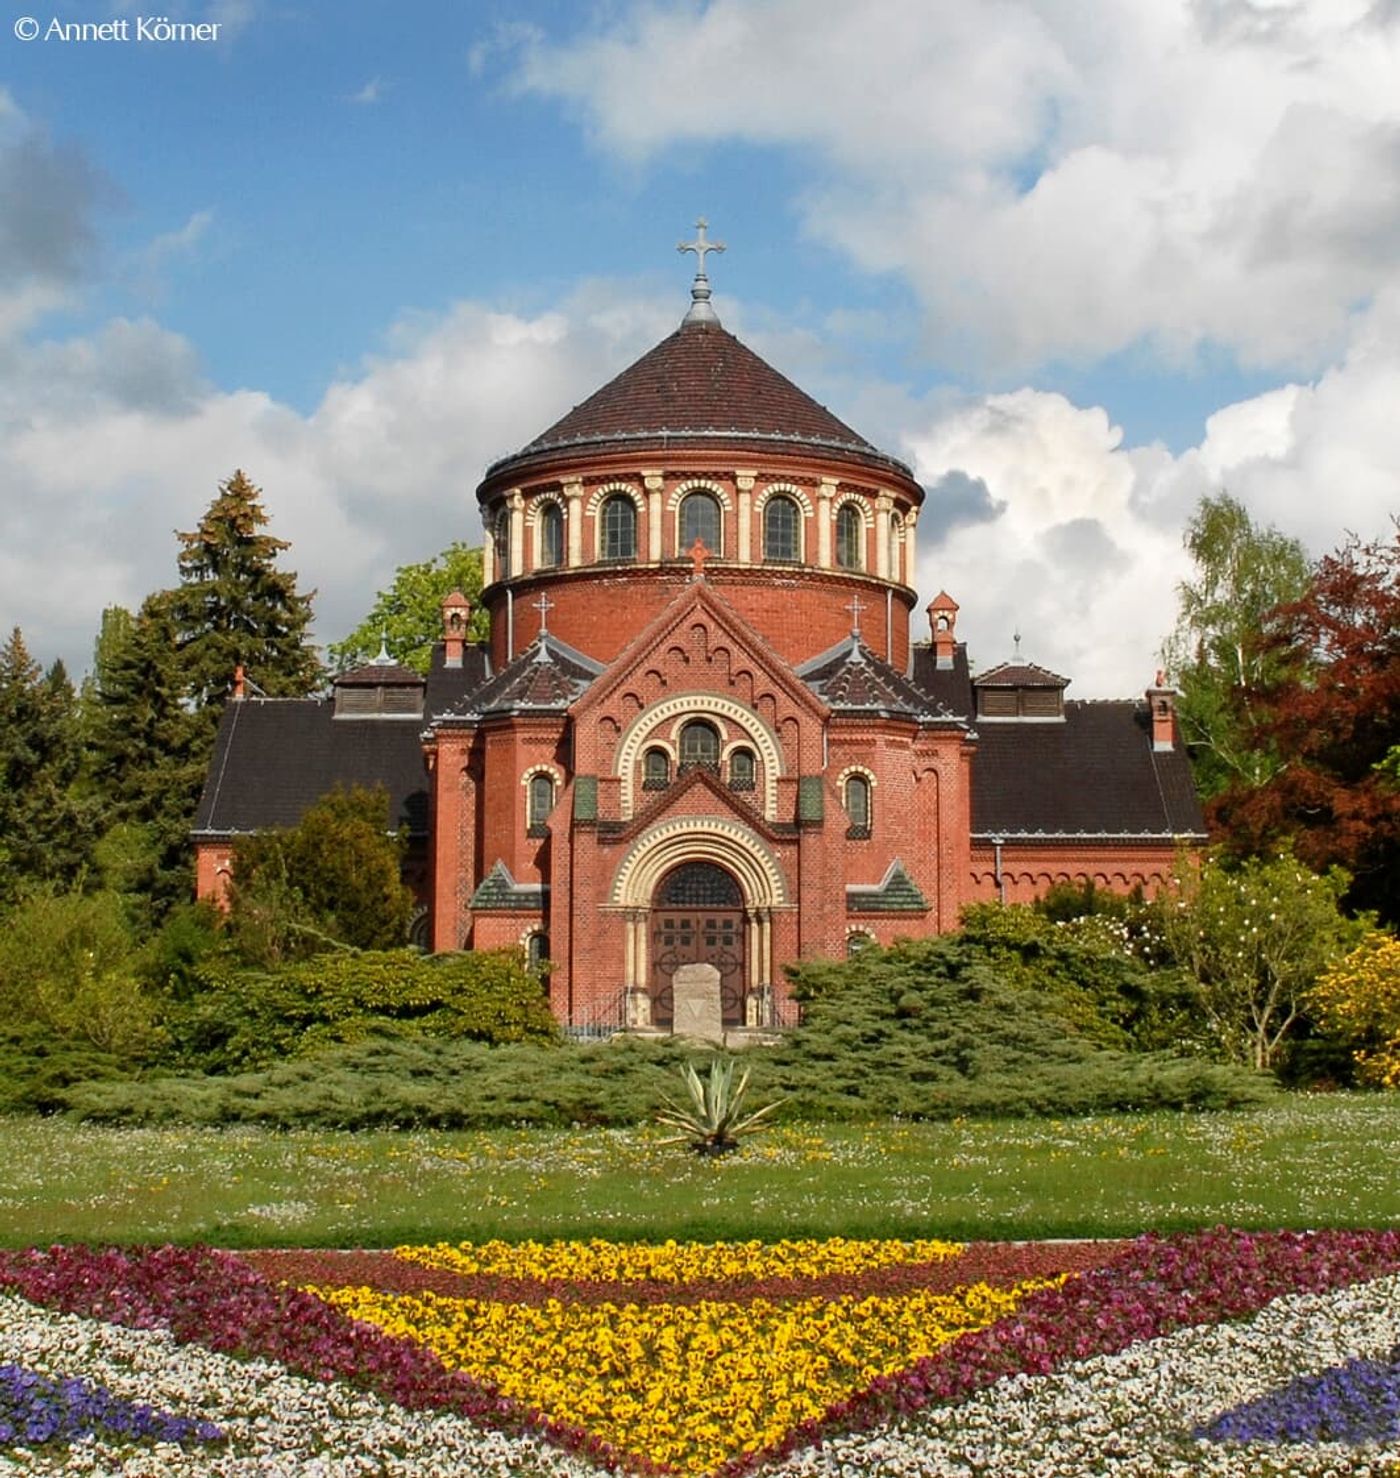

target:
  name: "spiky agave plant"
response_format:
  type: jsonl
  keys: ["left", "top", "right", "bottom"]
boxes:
{"left": 654, "top": 1056, "right": 785, "bottom": 1156}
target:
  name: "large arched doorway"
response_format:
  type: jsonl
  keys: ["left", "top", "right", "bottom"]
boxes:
{"left": 650, "top": 862, "right": 746, "bottom": 1028}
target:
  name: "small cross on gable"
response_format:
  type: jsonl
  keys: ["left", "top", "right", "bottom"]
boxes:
{"left": 846, "top": 593, "right": 866, "bottom": 635}
{"left": 532, "top": 593, "right": 555, "bottom": 634}
{"left": 688, "top": 537, "right": 712, "bottom": 579}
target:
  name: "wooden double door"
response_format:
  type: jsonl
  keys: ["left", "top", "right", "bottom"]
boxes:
{"left": 650, "top": 862, "right": 746, "bottom": 1028}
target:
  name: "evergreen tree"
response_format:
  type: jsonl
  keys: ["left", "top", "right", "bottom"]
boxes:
{"left": 162, "top": 469, "right": 321, "bottom": 735}
{"left": 0, "top": 628, "right": 95, "bottom": 900}
{"left": 86, "top": 598, "right": 207, "bottom": 920}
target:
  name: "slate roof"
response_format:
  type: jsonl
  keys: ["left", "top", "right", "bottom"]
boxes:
{"left": 969, "top": 702, "right": 1205, "bottom": 839}
{"left": 489, "top": 319, "right": 912, "bottom": 478}
{"left": 973, "top": 660, "right": 1069, "bottom": 689}
{"left": 193, "top": 643, "right": 494, "bottom": 838}
{"left": 847, "top": 861, "right": 929, "bottom": 913}
{"left": 798, "top": 636, "right": 960, "bottom": 721}
{"left": 333, "top": 658, "right": 425, "bottom": 688}
{"left": 470, "top": 861, "right": 548, "bottom": 912}
{"left": 907, "top": 642, "right": 1203, "bottom": 839}
{"left": 439, "top": 633, "right": 602, "bottom": 721}
{"left": 193, "top": 698, "right": 432, "bottom": 837}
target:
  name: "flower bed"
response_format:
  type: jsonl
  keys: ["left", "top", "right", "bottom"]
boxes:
{"left": 2, "top": 1231, "right": 1400, "bottom": 1475}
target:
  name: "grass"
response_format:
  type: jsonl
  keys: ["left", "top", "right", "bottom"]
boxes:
{"left": 1, "top": 1093, "right": 1397, "bottom": 1248}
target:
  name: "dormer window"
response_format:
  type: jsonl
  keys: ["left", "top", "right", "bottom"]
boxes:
{"left": 973, "top": 661, "right": 1069, "bottom": 720}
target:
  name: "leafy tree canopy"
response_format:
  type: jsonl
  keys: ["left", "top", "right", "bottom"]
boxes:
{"left": 1156, "top": 849, "right": 1364, "bottom": 1071}
{"left": 1162, "top": 492, "right": 1310, "bottom": 799}
{"left": 227, "top": 784, "right": 416, "bottom": 965}
{"left": 328, "top": 541, "right": 487, "bottom": 675}
{"left": 1212, "top": 526, "right": 1400, "bottom": 923}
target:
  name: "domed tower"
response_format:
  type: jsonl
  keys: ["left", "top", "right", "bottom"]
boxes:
{"left": 475, "top": 220, "right": 925, "bottom": 671}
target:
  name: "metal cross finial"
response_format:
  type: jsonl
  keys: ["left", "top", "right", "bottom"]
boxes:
{"left": 678, "top": 217, "right": 725, "bottom": 324}
{"left": 687, "top": 537, "right": 712, "bottom": 580}
{"left": 532, "top": 593, "right": 555, "bottom": 634}
{"left": 846, "top": 593, "right": 866, "bottom": 635}
{"left": 1013, "top": 627, "right": 1022, "bottom": 659}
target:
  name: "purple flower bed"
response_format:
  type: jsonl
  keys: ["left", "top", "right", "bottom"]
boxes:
{"left": 1200, "top": 1348, "right": 1400, "bottom": 1445}
{"left": 0, "top": 1361, "right": 222, "bottom": 1450}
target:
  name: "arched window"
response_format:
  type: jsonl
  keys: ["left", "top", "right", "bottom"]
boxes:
{"left": 679, "top": 719, "right": 720, "bottom": 772}
{"left": 844, "top": 773, "right": 871, "bottom": 836}
{"left": 836, "top": 504, "right": 864, "bottom": 570}
{"left": 764, "top": 495, "right": 799, "bottom": 562}
{"left": 728, "top": 747, "right": 755, "bottom": 791}
{"left": 526, "top": 931, "right": 550, "bottom": 973}
{"left": 600, "top": 495, "right": 637, "bottom": 561}
{"left": 679, "top": 491, "right": 721, "bottom": 558}
{"left": 642, "top": 747, "right": 671, "bottom": 790}
{"left": 527, "top": 773, "right": 555, "bottom": 834}
{"left": 539, "top": 503, "right": 563, "bottom": 568}
{"left": 494, "top": 508, "right": 512, "bottom": 581}
{"left": 846, "top": 930, "right": 875, "bottom": 958}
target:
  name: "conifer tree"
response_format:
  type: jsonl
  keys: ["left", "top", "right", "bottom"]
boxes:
{"left": 86, "top": 599, "right": 207, "bottom": 916}
{"left": 0, "top": 628, "right": 95, "bottom": 900}
{"left": 162, "top": 469, "right": 321, "bottom": 733}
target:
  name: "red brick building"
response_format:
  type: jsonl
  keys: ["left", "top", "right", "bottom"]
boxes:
{"left": 194, "top": 256, "right": 1204, "bottom": 1033}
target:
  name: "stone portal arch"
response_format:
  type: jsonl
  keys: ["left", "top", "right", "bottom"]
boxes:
{"left": 611, "top": 817, "right": 789, "bottom": 1031}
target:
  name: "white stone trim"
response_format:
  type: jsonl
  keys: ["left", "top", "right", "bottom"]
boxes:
{"left": 616, "top": 693, "right": 783, "bottom": 819}
{"left": 667, "top": 478, "right": 733, "bottom": 512}
{"left": 754, "top": 481, "right": 813, "bottom": 516}
{"left": 610, "top": 815, "right": 790, "bottom": 909}
{"left": 584, "top": 480, "right": 644, "bottom": 516}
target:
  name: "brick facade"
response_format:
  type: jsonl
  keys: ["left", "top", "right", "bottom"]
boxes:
{"left": 192, "top": 301, "right": 1204, "bottom": 1033}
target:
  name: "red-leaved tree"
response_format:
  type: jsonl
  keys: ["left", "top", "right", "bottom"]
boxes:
{"left": 1212, "top": 526, "right": 1399, "bottom": 923}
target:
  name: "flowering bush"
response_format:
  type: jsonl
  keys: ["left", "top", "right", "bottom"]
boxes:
{"left": 1309, "top": 931, "right": 1400, "bottom": 1085}
{"left": 4, "top": 1231, "right": 1400, "bottom": 1474}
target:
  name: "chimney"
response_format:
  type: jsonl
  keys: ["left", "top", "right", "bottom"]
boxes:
{"left": 233, "top": 664, "right": 246, "bottom": 702}
{"left": 440, "top": 589, "right": 472, "bottom": 668}
{"left": 927, "top": 591, "right": 959, "bottom": 668}
{"left": 1147, "top": 670, "right": 1177, "bottom": 750}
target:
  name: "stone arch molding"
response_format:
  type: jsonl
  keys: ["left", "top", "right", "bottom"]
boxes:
{"left": 611, "top": 816, "right": 790, "bottom": 910}
{"left": 616, "top": 692, "right": 783, "bottom": 817}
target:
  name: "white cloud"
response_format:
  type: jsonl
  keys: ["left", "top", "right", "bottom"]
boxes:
{"left": 511, "top": 0, "right": 1400, "bottom": 374}
{"left": 906, "top": 292, "right": 1399, "bottom": 695}
{"left": 0, "top": 287, "right": 676, "bottom": 678}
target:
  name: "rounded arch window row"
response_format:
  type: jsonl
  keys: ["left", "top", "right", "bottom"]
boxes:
{"left": 640, "top": 721, "right": 759, "bottom": 795}
{"left": 484, "top": 481, "right": 918, "bottom": 582}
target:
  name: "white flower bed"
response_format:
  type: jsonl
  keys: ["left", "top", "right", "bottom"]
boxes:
{"left": 0, "top": 1293, "right": 612, "bottom": 1477}
{"left": 770, "top": 1273, "right": 1400, "bottom": 1477}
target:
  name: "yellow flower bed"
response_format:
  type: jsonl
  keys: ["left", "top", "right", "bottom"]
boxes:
{"left": 395, "top": 1234, "right": 962, "bottom": 1284}
{"left": 310, "top": 1274, "right": 1060, "bottom": 1473}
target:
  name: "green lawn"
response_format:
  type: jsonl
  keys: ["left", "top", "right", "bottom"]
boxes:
{"left": 1, "top": 1093, "right": 1395, "bottom": 1247}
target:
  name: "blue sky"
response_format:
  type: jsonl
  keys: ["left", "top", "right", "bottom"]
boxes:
{"left": 4, "top": 0, "right": 1398, "bottom": 694}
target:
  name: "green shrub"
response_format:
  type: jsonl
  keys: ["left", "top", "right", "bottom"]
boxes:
{"left": 0, "top": 1025, "right": 132, "bottom": 1114}
{"left": 158, "top": 947, "right": 559, "bottom": 1072}
{"left": 769, "top": 936, "right": 1270, "bottom": 1119}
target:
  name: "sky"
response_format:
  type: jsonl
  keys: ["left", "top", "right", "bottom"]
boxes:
{"left": 2, "top": 0, "right": 1397, "bottom": 697}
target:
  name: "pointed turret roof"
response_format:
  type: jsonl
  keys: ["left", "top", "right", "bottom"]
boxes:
{"left": 486, "top": 318, "right": 914, "bottom": 482}
{"left": 799, "top": 635, "right": 961, "bottom": 722}
{"left": 438, "top": 633, "right": 603, "bottom": 721}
